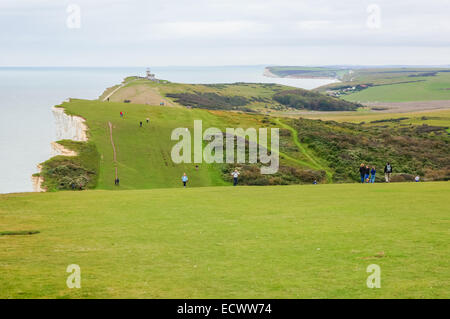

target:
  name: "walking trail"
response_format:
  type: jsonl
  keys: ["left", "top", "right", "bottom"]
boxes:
{"left": 108, "top": 122, "right": 118, "bottom": 180}
{"left": 103, "top": 79, "right": 137, "bottom": 102}
{"left": 275, "top": 118, "right": 333, "bottom": 183}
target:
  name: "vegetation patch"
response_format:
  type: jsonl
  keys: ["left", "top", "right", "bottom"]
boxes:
{"left": 222, "top": 164, "right": 326, "bottom": 185}
{"left": 166, "top": 92, "right": 256, "bottom": 112}
{"left": 370, "top": 117, "right": 409, "bottom": 123}
{"left": 289, "top": 118, "right": 450, "bottom": 182}
{"left": 39, "top": 140, "right": 100, "bottom": 191}
{"left": 273, "top": 89, "right": 361, "bottom": 111}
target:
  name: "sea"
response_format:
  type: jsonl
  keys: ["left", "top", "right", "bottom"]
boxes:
{"left": 0, "top": 65, "right": 336, "bottom": 193}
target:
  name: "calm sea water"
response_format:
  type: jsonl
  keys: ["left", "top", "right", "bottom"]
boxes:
{"left": 0, "top": 66, "right": 336, "bottom": 193}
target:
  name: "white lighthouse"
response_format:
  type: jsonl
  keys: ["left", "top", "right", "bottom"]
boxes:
{"left": 146, "top": 68, "right": 156, "bottom": 81}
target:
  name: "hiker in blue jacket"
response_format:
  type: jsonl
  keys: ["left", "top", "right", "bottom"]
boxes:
{"left": 181, "top": 173, "right": 188, "bottom": 187}
{"left": 369, "top": 166, "right": 376, "bottom": 183}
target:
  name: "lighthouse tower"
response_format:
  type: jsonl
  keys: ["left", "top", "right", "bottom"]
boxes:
{"left": 146, "top": 68, "right": 156, "bottom": 81}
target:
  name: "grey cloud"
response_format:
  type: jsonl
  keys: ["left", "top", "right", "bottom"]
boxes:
{"left": 0, "top": 0, "right": 449, "bottom": 66}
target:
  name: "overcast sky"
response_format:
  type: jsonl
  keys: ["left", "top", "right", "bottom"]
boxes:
{"left": 1, "top": 0, "right": 450, "bottom": 66}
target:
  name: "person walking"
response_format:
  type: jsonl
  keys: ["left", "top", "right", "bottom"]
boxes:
{"left": 384, "top": 162, "right": 393, "bottom": 182}
{"left": 140, "top": 121, "right": 143, "bottom": 127}
{"left": 146, "top": 118, "right": 150, "bottom": 124}
{"left": 181, "top": 173, "right": 188, "bottom": 187}
{"left": 364, "top": 165, "right": 370, "bottom": 183}
{"left": 359, "top": 163, "right": 366, "bottom": 183}
{"left": 370, "top": 166, "right": 376, "bottom": 183}
{"left": 231, "top": 169, "right": 240, "bottom": 186}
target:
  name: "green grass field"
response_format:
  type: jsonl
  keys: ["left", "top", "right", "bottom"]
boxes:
{"left": 343, "top": 72, "right": 450, "bottom": 103}
{"left": 0, "top": 182, "right": 448, "bottom": 298}
{"left": 3, "top": 74, "right": 449, "bottom": 299}
{"left": 310, "top": 68, "right": 450, "bottom": 103}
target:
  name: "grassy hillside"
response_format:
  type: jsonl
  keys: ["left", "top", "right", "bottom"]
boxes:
{"left": 50, "top": 99, "right": 331, "bottom": 190}
{"left": 39, "top": 96, "right": 448, "bottom": 191}
{"left": 100, "top": 78, "right": 290, "bottom": 112}
{"left": 318, "top": 68, "right": 450, "bottom": 103}
{"left": 99, "top": 77, "right": 361, "bottom": 113}
{"left": 1, "top": 182, "right": 448, "bottom": 298}
{"left": 58, "top": 100, "right": 255, "bottom": 190}
{"left": 288, "top": 117, "right": 450, "bottom": 182}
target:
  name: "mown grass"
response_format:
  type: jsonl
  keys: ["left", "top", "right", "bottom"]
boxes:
{"left": 0, "top": 182, "right": 448, "bottom": 298}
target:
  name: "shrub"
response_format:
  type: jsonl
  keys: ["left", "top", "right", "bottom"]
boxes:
{"left": 273, "top": 89, "right": 361, "bottom": 111}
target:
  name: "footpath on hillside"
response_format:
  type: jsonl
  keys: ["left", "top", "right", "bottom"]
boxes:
{"left": 108, "top": 122, "right": 118, "bottom": 180}
{"left": 275, "top": 118, "right": 333, "bottom": 183}
{"left": 102, "top": 79, "right": 137, "bottom": 101}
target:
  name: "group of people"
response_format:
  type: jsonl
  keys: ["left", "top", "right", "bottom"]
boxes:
{"left": 359, "top": 164, "right": 377, "bottom": 183}
{"left": 139, "top": 118, "right": 150, "bottom": 127}
{"left": 181, "top": 169, "right": 240, "bottom": 188}
{"left": 359, "top": 162, "right": 393, "bottom": 183}
{"left": 119, "top": 112, "right": 150, "bottom": 127}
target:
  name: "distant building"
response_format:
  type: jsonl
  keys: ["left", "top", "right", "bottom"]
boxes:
{"left": 145, "top": 68, "right": 159, "bottom": 82}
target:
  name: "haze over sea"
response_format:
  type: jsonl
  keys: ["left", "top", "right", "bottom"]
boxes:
{"left": 0, "top": 66, "right": 336, "bottom": 193}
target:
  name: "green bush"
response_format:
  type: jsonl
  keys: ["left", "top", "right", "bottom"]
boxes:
{"left": 273, "top": 89, "right": 361, "bottom": 111}
{"left": 39, "top": 140, "right": 100, "bottom": 191}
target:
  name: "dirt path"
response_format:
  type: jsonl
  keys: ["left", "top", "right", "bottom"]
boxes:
{"left": 275, "top": 118, "right": 333, "bottom": 183}
{"left": 103, "top": 79, "right": 137, "bottom": 102}
{"left": 108, "top": 122, "right": 118, "bottom": 179}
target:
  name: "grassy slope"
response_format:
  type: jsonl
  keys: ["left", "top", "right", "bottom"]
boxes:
{"left": 320, "top": 69, "right": 450, "bottom": 103}
{"left": 99, "top": 78, "right": 292, "bottom": 112}
{"left": 343, "top": 72, "right": 450, "bottom": 103}
{"left": 0, "top": 182, "right": 448, "bottom": 298}
{"left": 58, "top": 99, "right": 313, "bottom": 189}
{"left": 274, "top": 118, "right": 333, "bottom": 182}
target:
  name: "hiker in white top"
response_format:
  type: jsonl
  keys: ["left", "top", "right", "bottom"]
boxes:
{"left": 384, "top": 162, "right": 393, "bottom": 183}
{"left": 231, "top": 169, "right": 240, "bottom": 186}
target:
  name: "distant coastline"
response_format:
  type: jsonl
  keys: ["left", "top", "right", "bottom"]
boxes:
{"left": 263, "top": 67, "right": 339, "bottom": 80}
